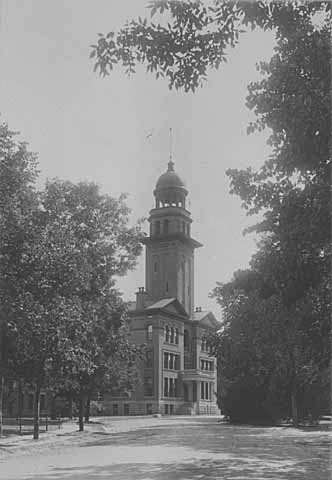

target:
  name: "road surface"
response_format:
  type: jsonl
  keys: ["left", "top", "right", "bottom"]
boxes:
{"left": 0, "top": 416, "right": 330, "bottom": 479}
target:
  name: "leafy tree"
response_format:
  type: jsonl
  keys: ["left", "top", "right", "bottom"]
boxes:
{"left": 36, "top": 180, "right": 144, "bottom": 432}
{"left": 91, "top": 1, "right": 329, "bottom": 91}
{"left": 211, "top": 260, "right": 330, "bottom": 424}
{"left": 0, "top": 122, "right": 39, "bottom": 437}
{"left": 0, "top": 133, "right": 144, "bottom": 439}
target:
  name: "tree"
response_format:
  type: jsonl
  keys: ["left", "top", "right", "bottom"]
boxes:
{"left": 211, "top": 255, "right": 330, "bottom": 424}
{"left": 91, "top": 1, "right": 329, "bottom": 92}
{"left": 0, "top": 133, "right": 144, "bottom": 439}
{"left": 36, "top": 180, "right": 144, "bottom": 432}
{"left": 0, "top": 122, "right": 39, "bottom": 437}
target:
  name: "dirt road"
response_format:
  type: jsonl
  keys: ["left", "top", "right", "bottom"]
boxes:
{"left": 0, "top": 416, "right": 330, "bottom": 479}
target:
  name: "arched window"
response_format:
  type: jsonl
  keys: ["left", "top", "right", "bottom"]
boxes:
{"left": 170, "top": 327, "right": 175, "bottom": 344}
{"left": 154, "top": 261, "right": 158, "bottom": 273}
{"left": 163, "top": 219, "right": 169, "bottom": 233}
{"left": 165, "top": 325, "right": 170, "bottom": 343}
{"left": 175, "top": 328, "right": 179, "bottom": 345}
{"left": 147, "top": 325, "right": 153, "bottom": 341}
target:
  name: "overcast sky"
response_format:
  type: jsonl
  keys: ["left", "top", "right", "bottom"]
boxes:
{"left": 0, "top": 0, "right": 276, "bottom": 316}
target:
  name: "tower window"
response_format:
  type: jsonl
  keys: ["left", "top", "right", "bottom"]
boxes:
{"left": 155, "top": 221, "right": 161, "bottom": 235}
{"left": 154, "top": 261, "right": 158, "bottom": 273}
{"left": 147, "top": 325, "right": 153, "bottom": 341}
{"left": 163, "top": 219, "right": 169, "bottom": 233}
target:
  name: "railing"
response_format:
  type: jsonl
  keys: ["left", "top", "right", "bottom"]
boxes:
{"left": 2, "top": 416, "right": 62, "bottom": 435}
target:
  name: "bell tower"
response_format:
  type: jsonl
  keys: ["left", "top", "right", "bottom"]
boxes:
{"left": 142, "top": 160, "right": 202, "bottom": 316}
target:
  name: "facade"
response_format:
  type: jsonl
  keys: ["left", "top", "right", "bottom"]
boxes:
{"left": 101, "top": 160, "right": 220, "bottom": 416}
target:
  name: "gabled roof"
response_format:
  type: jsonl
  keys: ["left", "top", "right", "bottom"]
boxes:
{"left": 146, "top": 298, "right": 189, "bottom": 318}
{"left": 192, "top": 310, "right": 220, "bottom": 330}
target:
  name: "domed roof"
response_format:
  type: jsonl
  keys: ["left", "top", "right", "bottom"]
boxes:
{"left": 155, "top": 161, "right": 186, "bottom": 190}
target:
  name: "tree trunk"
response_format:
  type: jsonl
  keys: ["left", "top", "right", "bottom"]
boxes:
{"left": 18, "top": 381, "right": 23, "bottom": 435}
{"left": 78, "top": 391, "right": 84, "bottom": 432}
{"left": 33, "top": 381, "right": 41, "bottom": 440}
{"left": 0, "top": 375, "right": 4, "bottom": 438}
{"left": 68, "top": 392, "right": 73, "bottom": 419}
{"left": 0, "top": 320, "right": 7, "bottom": 439}
{"left": 50, "top": 394, "right": 57, "bottom": 420}
{"left": 84, "top": 394, "right": 91, "bottom": 423}
{"left": 291, "top": 387, "right": 298, "bottom": 428}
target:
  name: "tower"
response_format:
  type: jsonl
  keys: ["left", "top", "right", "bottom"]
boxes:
{"left": 142, "top": 160, "right": 202, "bottom": 316}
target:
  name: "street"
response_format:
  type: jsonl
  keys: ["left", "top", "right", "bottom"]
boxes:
{"left": 0, "top": 416, "right": 330, "bottom": 479}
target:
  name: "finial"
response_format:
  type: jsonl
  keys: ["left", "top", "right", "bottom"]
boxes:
{"left": 168, "top": 160, "right": 174, "bottom": 171}
{"left": 168, "top": 127, "right": 174, "bottom": 171}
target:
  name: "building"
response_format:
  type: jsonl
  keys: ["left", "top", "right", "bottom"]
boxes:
{"left": 101, "top": 159, "right": 220, "bottom": 416}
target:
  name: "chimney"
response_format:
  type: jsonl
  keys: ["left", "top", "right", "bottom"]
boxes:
{"left": 136, "top": 287, "right": 148, "bottom": 310}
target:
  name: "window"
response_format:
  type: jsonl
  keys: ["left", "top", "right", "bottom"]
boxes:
{"left": 124, "top": 404, "right": 130, "bottom": 416}
{"left": 164, "top": 377, "right": 178, "bottom": 398}
{"left": 200, "top": 382, "right": 211, "bottom": 400}
{"left": 164, "top": 377, "right": 169, "bottom": 397}
{"left": 201, "top": 338, "right": 212, "bottom": 353}
{"left": 164, "top": 219, "right": 169, "bottom": 233}
{"left": 165, "top": 326, "right": 179, "bottom": 345}
{"left": 155, "top": 221, "right": 161, "bottom": 235}
{"left": 165, "top": 325, "right": 170, "bottom": 343}
{"left": 112, "top": 404, "right": 118, "bottom": 416}
{"left": 169, "top": 404, "right": 174, "bottom": 415}
{"left": 144, "top": 377, "right": 153, "bottom": 397}
{"left": 146, "top": 404, "right": 153, "bottom": 415}
{"left": 166, "top": 281, "right": 169, "bottom": 293}
{"left": 175, "top": 328, "right": 179, "bottom": 345}
{"left": 154, "top": 261, "right": 158, "bottom": 273}
{"left": 184, "top": 330, "right": 189, "bottom": 350}
{"left": 147, "top": 324, "right": 153, "bottom": 341}
{"left": 165, "top": 404, "right": 169, "bottom": 414}
{"left": 145, "top": 349, "right": 153, "bottom": 368}
{"left": 163, "top": 352, "right": 180, "bottom": 370}
{"left": 170, "top": 326, "right": 175, "bottom": 344}
{"left": 200, "top": 359, "right": 213, "bottom": 372}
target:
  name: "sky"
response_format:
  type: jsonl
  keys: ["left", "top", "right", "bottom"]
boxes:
{"left": 0, "top": 0, "right": 276, "bottom": 316}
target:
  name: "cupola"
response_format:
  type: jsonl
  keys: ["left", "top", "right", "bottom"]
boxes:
{"left": 154, "top": 161, "right": 188, "bottom": 209}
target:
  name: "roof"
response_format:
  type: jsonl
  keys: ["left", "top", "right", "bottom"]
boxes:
{"left": 155, "top": 161, "right": 186, "bottom": 191}
{"left": 192, "top": 310, "right": 220, "bottom": 330}
{"left": 146, "top": 298, "right": 177, "bottom": 310}
{"left": 145, "top": 297, "right": 189, "bottom": 318}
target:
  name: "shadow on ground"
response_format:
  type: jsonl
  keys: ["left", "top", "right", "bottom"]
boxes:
{"left": 16, "top": 457, "right": 328, "bottom": 480}
{"left": 2, "top": 418, "right": 330, "bottom": 480}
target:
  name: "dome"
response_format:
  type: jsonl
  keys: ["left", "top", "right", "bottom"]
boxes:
{"left": 155, "top": 161, "right": 186, "bottom": 191}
